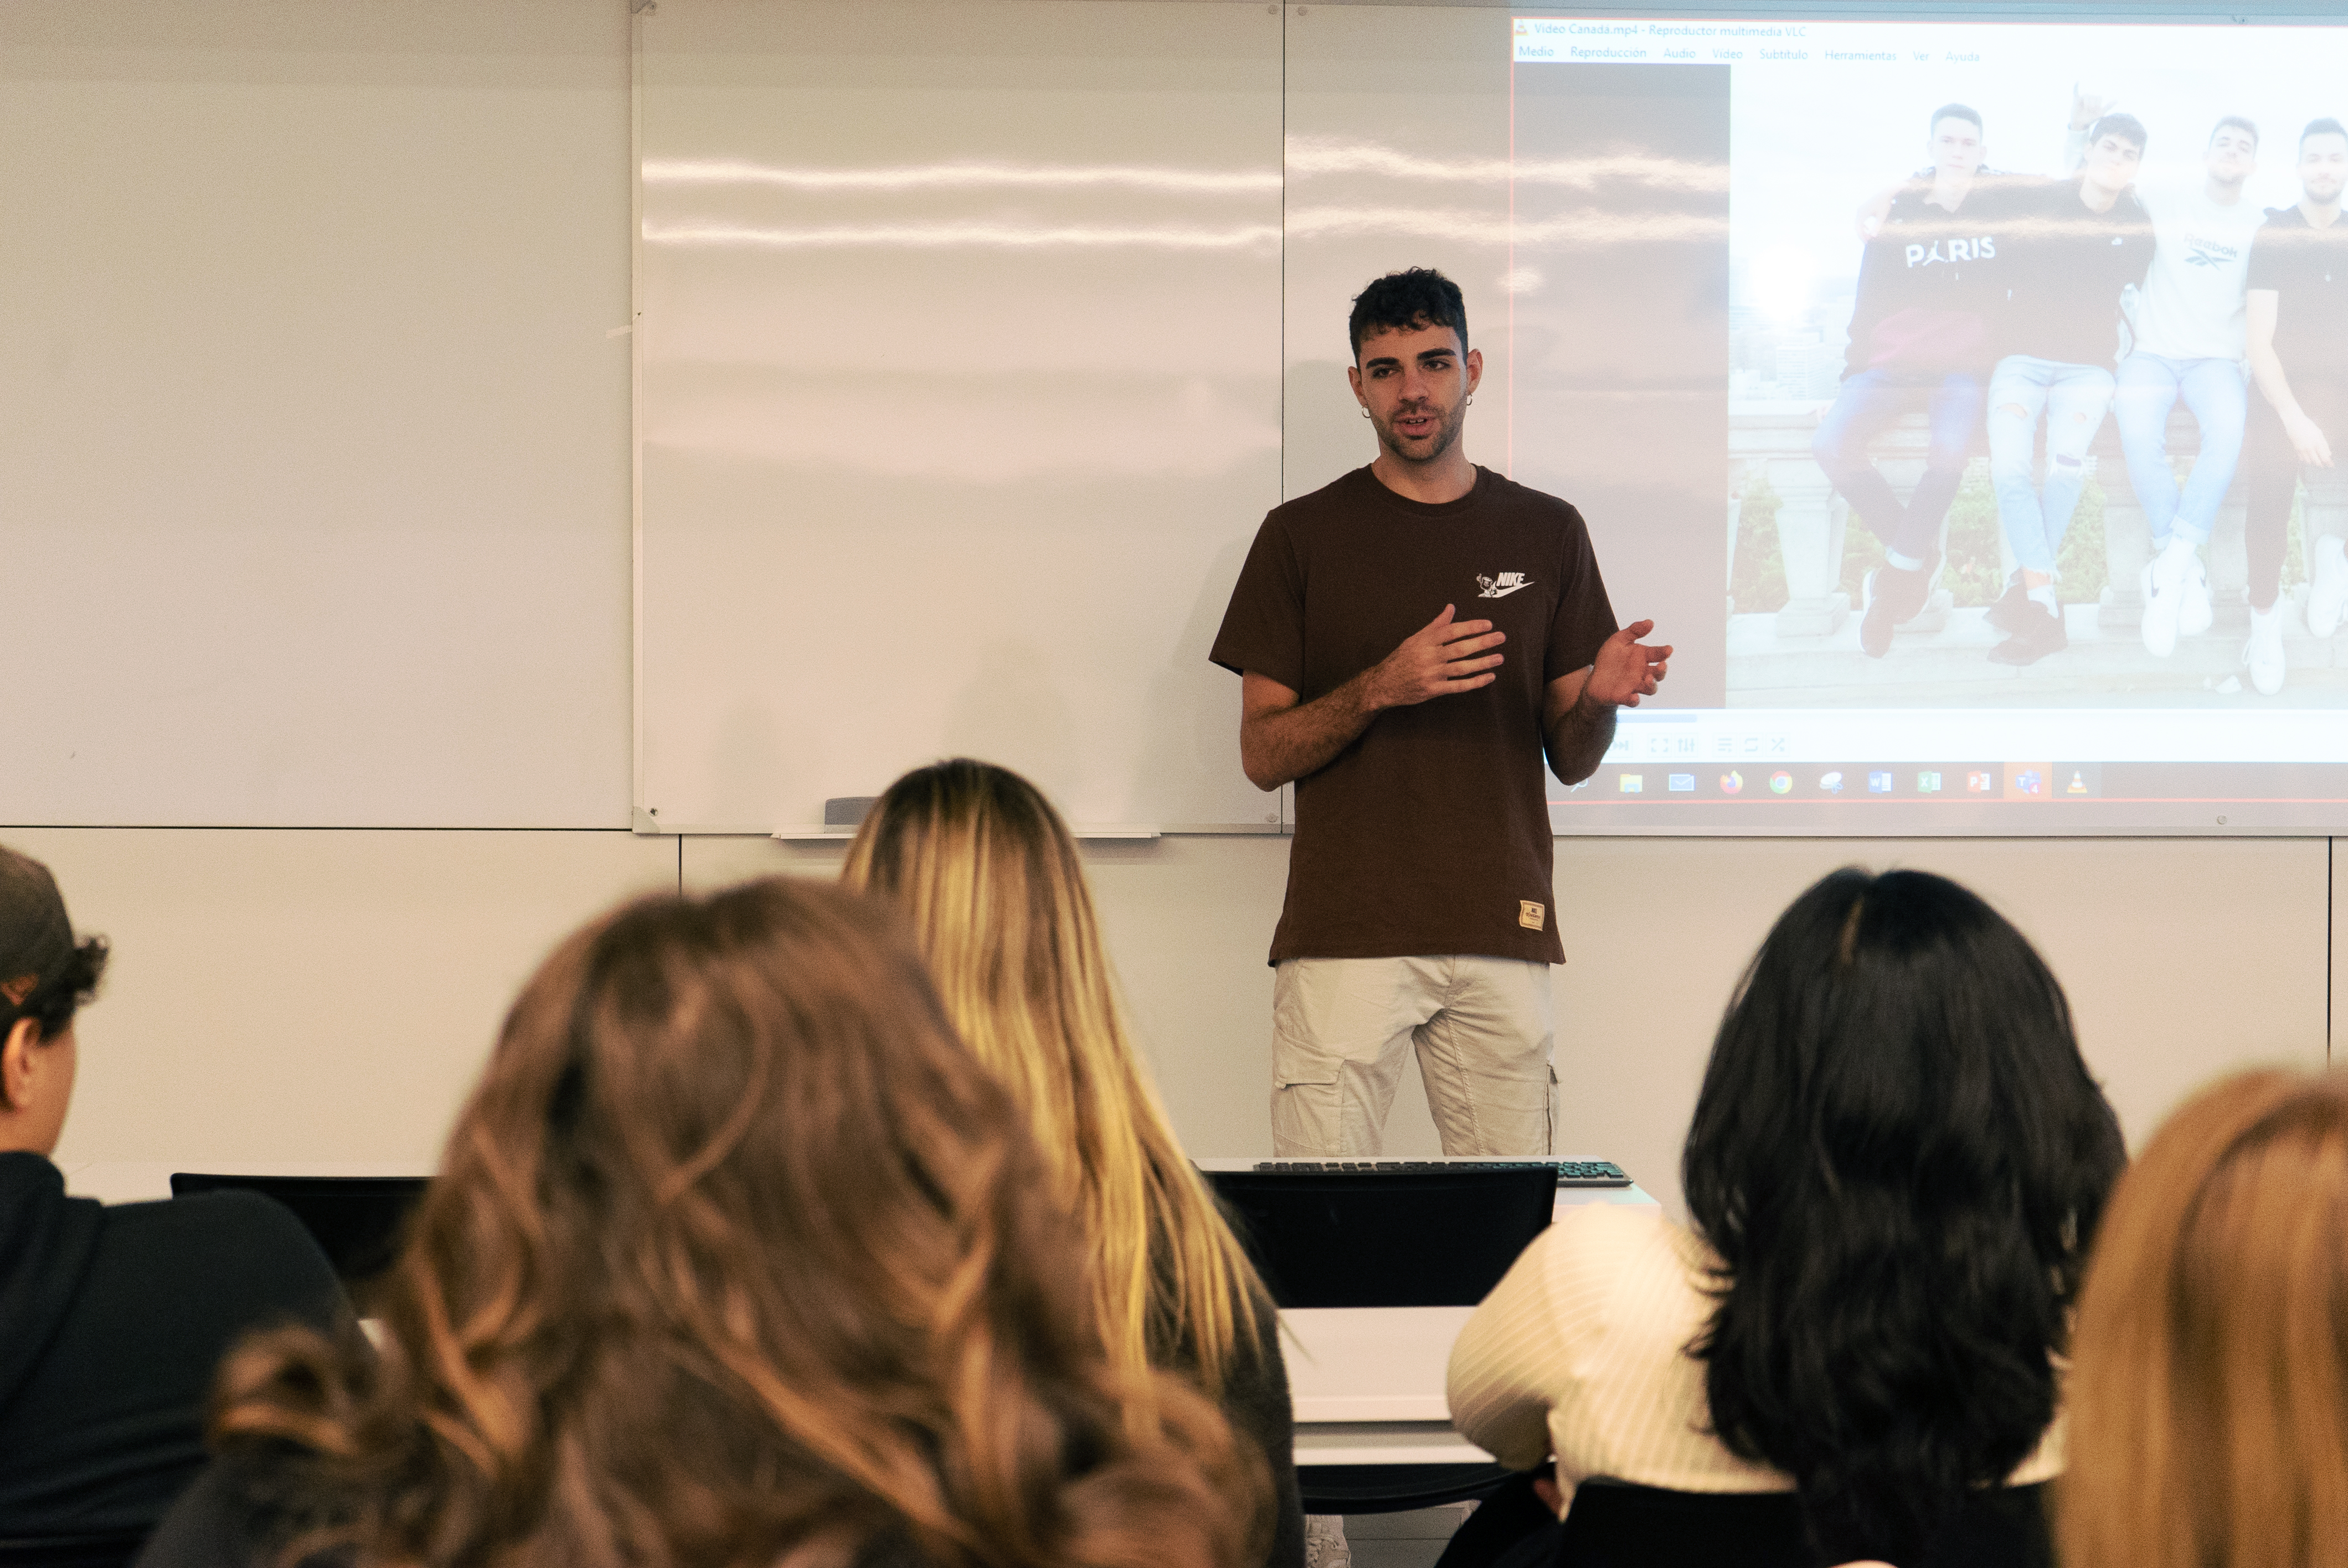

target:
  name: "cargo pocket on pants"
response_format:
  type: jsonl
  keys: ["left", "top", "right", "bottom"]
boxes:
{"left": 1270, "top": 1072, "right": 1340, "bottom": 1153}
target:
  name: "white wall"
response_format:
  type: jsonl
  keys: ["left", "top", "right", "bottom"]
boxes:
{"left": 41, "top": 828, "right": 676, "bottom": 1170}
{"left": 691, "top": 832, "right": 2336, "bottom": 1218}
{"left": 6, "top": 1, "right": 2340, "bottom": 1220}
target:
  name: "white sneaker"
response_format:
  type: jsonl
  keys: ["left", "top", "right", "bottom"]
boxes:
{"left": 1304, "top": 1517, "right": 1351, "bottom": 1568}
{"left": 2310, "top": 534, "right": 2348, "bottom": 639}
{"left": 2141, "top": 551, "right": 2185, "bottom": 658}
{"left": 2245, "top": 605, "right": 2286, "bottom": 695}
{"left": 2180, "top": 551, "right": 2213, "bottom": 637}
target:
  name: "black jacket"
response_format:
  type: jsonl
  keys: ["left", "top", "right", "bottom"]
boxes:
{"left": 0, "top": 1152, "right": 342, "bottom": 1538}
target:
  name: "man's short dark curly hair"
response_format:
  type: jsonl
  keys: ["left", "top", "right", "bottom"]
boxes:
{"left": 1348, "top": 267, "right": 1469, "bottom": 361}
{"left": 6, "top": 937, "right": 108, "bottom": 1042}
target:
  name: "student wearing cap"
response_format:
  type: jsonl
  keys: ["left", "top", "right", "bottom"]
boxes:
{"left": 0, "top": 845, "right": 342, "bottom": 1544}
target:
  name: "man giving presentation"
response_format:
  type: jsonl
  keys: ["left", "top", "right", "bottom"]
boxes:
{"left": 1210, "top": 268, "right": 1671, "bottom": 1158}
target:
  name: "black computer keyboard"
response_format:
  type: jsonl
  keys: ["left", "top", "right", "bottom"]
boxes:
{"left": 1249, "top": 1158, "right": 1630, "bottom": 1188}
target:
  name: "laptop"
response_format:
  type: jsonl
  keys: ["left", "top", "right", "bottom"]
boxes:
{"left": 1199, "top": 1164, "right": 1557, "bottom": 1309}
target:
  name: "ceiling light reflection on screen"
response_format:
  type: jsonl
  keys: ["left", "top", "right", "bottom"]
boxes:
{"left": 641, "top": 142, "right": 1724, "bottom": 198}
{"left": 642, "top": 157, "right": 1280, "bottom": 194}
{"left": 1287, "top": 138, "right": 1724, "bottom": 193}
{"left": 642, "top": 220, "right": 1283, "bottom": 252}
{"left": 643, "top": 210, "right": 1722, "bottom": 252}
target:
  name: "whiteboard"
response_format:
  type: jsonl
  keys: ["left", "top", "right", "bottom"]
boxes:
{"left": 0, "top": 0, "right": 632, "bottom": 830}
{"left": 635, "top": 0, "right": 1287, "bottom": 833}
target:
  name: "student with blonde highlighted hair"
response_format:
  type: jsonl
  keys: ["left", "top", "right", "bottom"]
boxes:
{"left": 135, "top": 879, "right": 1266, "bottom": 1568}
{"left": 2061, "top": 1067, "right": 2348, "bottom": 1568}
{"left": 846, "top": 760, "right": 1304, "bottom": 1568}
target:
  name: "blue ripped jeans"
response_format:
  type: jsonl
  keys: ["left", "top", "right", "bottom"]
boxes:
{"left": 1986, "top": 355, "right": 2117, "bottom": 577}
{"left": 2112, "top": 352, "right": 2248, "bottom": 547}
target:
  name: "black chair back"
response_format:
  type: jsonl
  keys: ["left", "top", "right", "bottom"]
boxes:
{"left": 0, "top": 1527, "right": 150, "bottom": 1568}
{"left": 1551, "top": 1479, "right": 2053, "bottom": 1568}
{"left": 171, "top": 1173, "right": 430, "bottom": 1285}
{"left": 1199, "top": 1166, "right": 1554, "bottom": 1308}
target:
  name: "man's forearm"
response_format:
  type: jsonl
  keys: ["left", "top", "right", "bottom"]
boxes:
{"left": 1242, "top": 672, "right": 1382, "bottom": 790}
{"left": 2250, "top": 347, "right": 2303, "bottom": 423}
{"left": 1543, "top": 692, "right": 1618, "bottom": 786}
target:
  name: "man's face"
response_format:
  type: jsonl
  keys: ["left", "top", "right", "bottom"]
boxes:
{"left": 2082, "top": 132, "right": 2144, "bottom": 193}
{"left": 2300, "top": 132, "right": 2348, "bottom": 204}
{"left": 2207, "top": 124, "right": 2258, "bottom": 186}
{"left": 0, "top": 1020, "right": 75, "bottom": 1159}
{"left": 1347, "top": 320, "right": 1482, "bottom": 467}
{"left": 1927, "top": 115, "right": 1985, "bottom": 178}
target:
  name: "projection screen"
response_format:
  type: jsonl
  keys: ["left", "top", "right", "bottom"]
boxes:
{"left": 1515, "top": 13, "right": 2348, "bottom": 832}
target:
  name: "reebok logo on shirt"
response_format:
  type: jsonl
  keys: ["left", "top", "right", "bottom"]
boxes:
{"left": 2185, "top": 237, "right": 2242, "bottom": 268}
{"left": 1478, "top": 572, "right": 1533, "bottom": 598}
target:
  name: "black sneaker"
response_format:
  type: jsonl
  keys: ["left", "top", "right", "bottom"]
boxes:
{"left": 1987, "top": 601, "right": 2068, "bottom": 666}
{"left": 1860, "top": 560, "right": 1934, "bottom": 658}
{"left": 1983, "top": 576, "right": 2031, "bottom": 636}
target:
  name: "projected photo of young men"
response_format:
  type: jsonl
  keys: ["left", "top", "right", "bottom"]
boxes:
{"left": 1724, "top": 43, "right": 2348, "bottom": 711}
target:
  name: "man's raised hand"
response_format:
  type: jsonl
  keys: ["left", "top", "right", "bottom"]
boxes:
{"left": 2069, "top": 82, "right": 2118, "bottom": 131}
{"left": 1366, "top": 604, "right": 1505, "bottom": 710}
{"left": 1579, "top": 620, "right": 1672, "bottom": 712}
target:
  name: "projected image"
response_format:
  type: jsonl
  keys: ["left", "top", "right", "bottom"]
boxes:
{"left": 1525, "top": 18, "right": 2348, "bottom": 710}
{"left": 1723, "top": 26, "right": 2348, "bottom": 706}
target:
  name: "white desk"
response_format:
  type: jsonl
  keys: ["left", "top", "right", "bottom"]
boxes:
{"left": 74, "top": 1160, "right": 1656, "bottom": 1469}
{"left": 1227, "top": 1174, "right": 1661, "bottom": 1467}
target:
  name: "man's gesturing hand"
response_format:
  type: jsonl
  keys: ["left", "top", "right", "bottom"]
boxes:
{"left": 1364, "top": 604, "right": 1505, "bottom": 710}
{"left": 1578, "top": 620, "right": 1672, "bottom": 713}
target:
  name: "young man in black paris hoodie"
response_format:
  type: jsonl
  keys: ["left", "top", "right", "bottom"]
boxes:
{"left": 1813, "top": 102, "right": 2018, "bottom": 657}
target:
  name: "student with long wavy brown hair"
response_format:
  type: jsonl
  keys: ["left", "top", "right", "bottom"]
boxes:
{"left": 133, "top": 879, "right": 1268, "bottom": 1568}
{"left": 2060, "top": 1067, "right": 2348, "bottom": 1568}
{"left": 844, "top": 760, "right": 1304, "bottom": 1568}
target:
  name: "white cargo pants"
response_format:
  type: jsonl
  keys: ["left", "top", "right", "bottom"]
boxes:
{"left": 1269, "top": 955, "right": 1557, "bottom": 1157}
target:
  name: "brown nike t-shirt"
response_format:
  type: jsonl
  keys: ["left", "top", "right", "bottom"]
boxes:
{"left": 1210, "top": 465, "right": 1618, "bottom": 965}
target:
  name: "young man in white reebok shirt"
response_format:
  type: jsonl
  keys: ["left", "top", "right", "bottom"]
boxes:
{"left": 2109, "top": 115, "right": 2267, "bottom": 658}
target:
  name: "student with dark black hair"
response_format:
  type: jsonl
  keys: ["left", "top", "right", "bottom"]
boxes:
{"left": 1211, "top": 268, "right": 1669, "bottom": 1164}
{"left": 1448, "top": 868, "right": 2124, "bottom": 1568}
{"left": 0, "top": 845, "right": 342, "bottom": 1546}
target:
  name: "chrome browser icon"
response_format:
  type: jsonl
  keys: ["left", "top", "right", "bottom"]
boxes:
{"left": 1769, "top": 771, "right": 1793, "bottom": 794}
